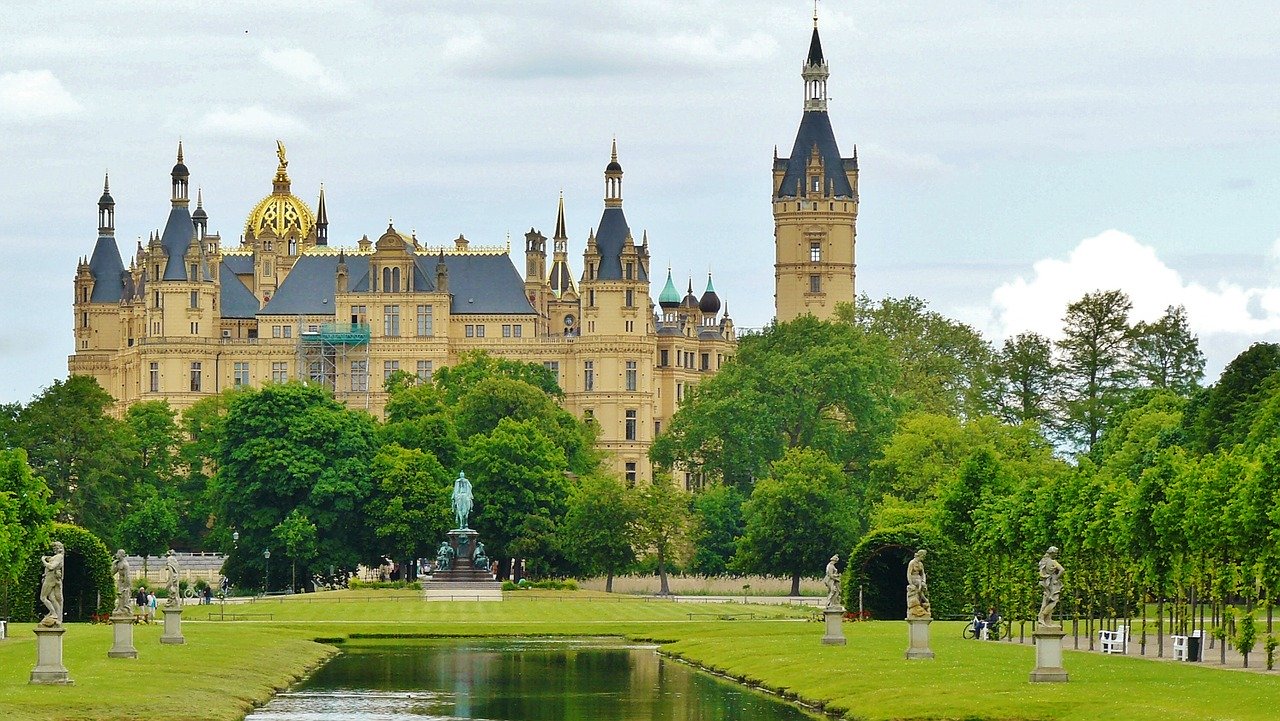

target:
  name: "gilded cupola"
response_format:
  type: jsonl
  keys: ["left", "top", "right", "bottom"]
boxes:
{"left": 244, "top": 141, "right": 316, "bottom": 241}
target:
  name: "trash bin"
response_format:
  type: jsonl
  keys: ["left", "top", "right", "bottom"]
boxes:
{"left": 1186, "top": 635, "right": 1202, "bottom": 662}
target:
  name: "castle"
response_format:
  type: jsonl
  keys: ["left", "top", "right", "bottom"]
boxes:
{"left": 68, "top": 14, "right": 856, "bottom": 482}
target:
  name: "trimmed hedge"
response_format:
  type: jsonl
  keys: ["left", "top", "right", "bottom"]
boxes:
{"left": 14, "top": 522, "right": 113, "bottom": 622}
{"left": 842, "top": 524, "right": 964, "bottom": 619}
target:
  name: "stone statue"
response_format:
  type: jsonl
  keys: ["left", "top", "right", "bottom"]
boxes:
{"left": 435, "top": 541, "right": 455, "bottom": 571}
{"left": 1037, "top": 546, "right": 1065, "bottom": 626}
{"left": 451, "top": 471, "right": 473, "bottom": 530}
{"left": 823, "top": 555, "right": 842, "bottom": 608}
{"left": 906, "top": 549, "right": 932, "bottom": 619}
{"left": 164, "top": 549, "right": 181, "bottom": 607}
{"left": 474, "top": 541, "right": 490, "bottom": 572}
{"left": 38, "top": 541, "right": 65, "bottom": 627}
{"left": 112, "top": 549, "right": 132, "bottom": 615}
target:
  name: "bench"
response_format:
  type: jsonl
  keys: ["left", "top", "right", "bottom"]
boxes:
{"left": 206, "top": 612, "right": 274, "bottom": 622}
{"left": 686, "top": 612, "right": 755, "bottom": 621}
{"left": 1099, "top": 624, "right": 1128, "bottom": 654}
{"left": 1172, "top": 630, "right": 1202, "bottom": 661}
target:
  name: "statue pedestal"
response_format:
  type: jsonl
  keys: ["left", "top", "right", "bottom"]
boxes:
{"left": 160, "top": 605, "right": 185, "bottom": 645}
{"left": 108, "top": 613, "right": 138, "bottom": 658}
{"left": 821, "top": 605, "right": 846, "bottom": 645}
{"left": 30, "top": 626, "right": 72, "bottom": 685}
{"left": 1029, "top": 626, "right": 1069, "bottom": 682}
{"left": 905, "top": 617, "right": 934, "bottom": 659}
{"left": 431, "top": 528, "right": 496, "bottom": 582}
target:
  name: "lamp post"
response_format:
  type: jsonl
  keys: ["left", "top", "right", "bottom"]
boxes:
{"left": 263, "top": 549, "right": 271, "bottom": 595}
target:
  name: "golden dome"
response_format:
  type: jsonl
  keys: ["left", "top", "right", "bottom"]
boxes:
{"left": 244, "top": 141, "right": 315, "bottom": 240}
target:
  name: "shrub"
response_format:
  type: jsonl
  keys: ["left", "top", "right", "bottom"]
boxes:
{"left": 15, "top": 523, "right": 113, "bottom": 622}
{"left": 502, "top": 579, "right": 578, "bottom": 591}
{"left": 1265, "top": 635, "right": 1279, "bottom": 671}
{"left": 348, "top": 579, "right": 418, "bottom": 590}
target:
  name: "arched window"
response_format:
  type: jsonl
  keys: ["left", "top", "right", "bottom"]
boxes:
{"left": 391, "top": 267, "right": 401, "bottom": 292}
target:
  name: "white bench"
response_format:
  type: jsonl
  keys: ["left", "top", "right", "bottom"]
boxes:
{"left": 1171, "top": 630, "right": 1202, "bottom": 661}
{"left": 1099, "top": 624, "right": 1128, "bottom": 654}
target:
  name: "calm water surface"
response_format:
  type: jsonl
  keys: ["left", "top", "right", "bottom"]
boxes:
{"left": 246, "top": 638, "right": 818, "bottom": 720}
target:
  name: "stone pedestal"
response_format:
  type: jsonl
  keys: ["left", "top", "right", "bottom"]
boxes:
{"left": 160, "top": 605, "right": 185, "bottom": 645}
{"left": 108, "top": 613, "right": 138, "bottom": 658}
{"left": 905, "top": 617, "right": 935, "bottom": 659}
{"left": 30, "top": 626, "right": 72, "bottom": 685}
{"left": 821, "top": 606, "right": 846, "bottom": 645}
{"left": 1029, "top": 626, "right": 1069, "bottom": 682}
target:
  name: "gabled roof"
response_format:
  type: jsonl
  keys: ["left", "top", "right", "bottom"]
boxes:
{"left": 88, "top": 235, "right": 125, "bottom": 303}
{"left": 261, "top": 254, "right": 356, "bottom": 315}
{"left": 776, "top": 111, "right": 855, "bottom": 198}
{"left": 221, "top": 254, "right": 254, "bottom": 275}
{"left": 219, "top": 267, "right": 260, "bottom": 319}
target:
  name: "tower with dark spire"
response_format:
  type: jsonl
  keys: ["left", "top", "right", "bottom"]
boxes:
{"left": 772, "top": 6, "right": 858, "bottom": 322}
{"left": 316, "top": 185, "right": 329, "bottom": 246}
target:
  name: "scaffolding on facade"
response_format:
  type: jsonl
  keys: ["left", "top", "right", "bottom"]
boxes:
{"left": 297, "top": 322, "right": 372, "bottom": 409}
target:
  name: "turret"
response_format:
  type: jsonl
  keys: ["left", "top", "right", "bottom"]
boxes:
{"left": 192, "top": 188, "right": 208, "bottom": 239}
{"left": 435, "top": 250, "right": 449, "bottom": 296}
{"left": 316, "top": 184, "right": 329, "bottom": 246}
{"left": 171, "top": 141, "right": 189, "bottom": 206}
{"left": 98, "top": 173, "right": 114, "bottom": 235}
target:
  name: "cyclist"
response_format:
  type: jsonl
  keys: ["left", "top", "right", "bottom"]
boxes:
{"left": 985, "top": 607, "right": 1002, "bottom": 639}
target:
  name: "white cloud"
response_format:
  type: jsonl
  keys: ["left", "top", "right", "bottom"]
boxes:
{"left": 193, "top": 106, "right": 308, "bottom": 139}
{"left": 0, "top": 70, "right": 82, "bottom": 122}
{"left": 259, "top": 48, "right": 348, "bottom": 98}
{"left": 986, "top": 230, "right": 1280, "bottom": 344}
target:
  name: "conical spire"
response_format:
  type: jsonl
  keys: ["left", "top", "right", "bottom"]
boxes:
{"left": 659, "top": 267, "right": 681, "bottom": 308}
{"left": 316, "top": 184, "right": 329, "bottom": 246}
{"left": 553, "top": 191, "right": 567, "bottom": 240}
{"left": 193, "top": 188, "right": 207, "bottom": 219}
{"left": 98, "top": 172, "right": 115, "bottom": 234}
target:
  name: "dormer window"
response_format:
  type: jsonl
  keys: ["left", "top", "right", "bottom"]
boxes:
{"left": 811, "top": 176, "right": 821, "bottom": 193}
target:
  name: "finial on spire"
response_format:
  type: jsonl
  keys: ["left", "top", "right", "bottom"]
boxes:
{"left": 103, "top": 172, "right": 110, "bottom": 194}
{"left": 177, "top": 139, "right": 184, "bottom": 163}
{"left": 196, "top": 188, "right": 203, "bottom": 208}
{"left": 554, "top": 192, "right": 567, "bottom": 240}
{"left": 611, "top": 137, "right": 618, "bottom": 163}
{"left": 814, "top": 0, "right": 819, "bottom": 28}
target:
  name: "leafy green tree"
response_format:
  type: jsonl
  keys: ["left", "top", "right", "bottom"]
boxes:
{"left": 0, "top": 449, "right": 53, "bottom": 619}
{"left": 1057, "top": 289, "right": 1135, "bottom": 452}
{"left": 124, "top": 400, "right": 181, "bottom": 490}
{"left": 455, "top": 377, "right": 598, "bottom": 474}
{"left": 463, "top": 418, "right": 570, "bottom": 575}
{"left": 993, "top": 331, "right": 1058, "bottom": 426}
{"left": 938, "top": 448, "right": 1002, "bottom": 551}
{"left": 1190, "top": 342, "right": 1280, "bottom": 452}
{"left": 369, "top": 445, "right": 451, "bottom": 581}
{"left": 382, "top": 382, "right": 461, "bottom": 470}
{"left": 560, "top": 474, "right": 637, "bottom": 590}
{"left": 653, "top": 315, "right": 898, "bottom": 488}
{"left": 14, "top": 376, "right": 136, "bottom": 546}
{"left": 689, "top": 484, "right": 745, "bottom": 576}
{"left": 844, "top": 295, "right": 997, "bottom": 418}
{"left": 272, "top": 508, "right": 318, "bottom": 592}
{"left": 0, "top": 401, "right": 21, "bottom": 450}
{"left": 118, "top": 493, "right": 180, "bottom": 576}
{"left": 176, "top": 389, "right": 244, "bottom": 548}
{"left": 434, "top": 350, "right": 563, "bottom": 403}
{"left": 1130, "top": 305, "right": 1205, "bottom": 394}
{"left": 632, "top": 474, "right": 692, "bottom": 595}
{"left": 1237, "top": 612, "right": 1259, "bottom": 668}
{"left": 734, "top": 448, "right": 862, "bottom": 596}
{"left": 214, "top": 382, "right": 379, "bottom": 590}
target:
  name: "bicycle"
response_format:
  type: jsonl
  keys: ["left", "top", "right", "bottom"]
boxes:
{"left": 962, "top": 618, "right": 1012, "bottom": 640}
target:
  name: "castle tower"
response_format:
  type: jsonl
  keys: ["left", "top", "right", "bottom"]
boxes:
{"left": 772, "top": 9, "right": 858, "bottom": 322}
{"left": 579, "top": 140, "right": 648, "bottom": 337}
{"left": 524, "top": 226, "right": 548, "bottom": 334}
{"left": 546, "top": 193, "right": 579, "bottom": 335}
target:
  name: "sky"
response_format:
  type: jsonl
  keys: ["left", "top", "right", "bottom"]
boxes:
{"left": 1, "top": 1, "right": 1279, "bottom": 403}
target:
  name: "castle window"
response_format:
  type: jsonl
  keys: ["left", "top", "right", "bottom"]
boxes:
{"left": 583, "top": 361, "right": 594, "bottom": 392}
{"left": 660, "top": 350, "right": 669, "bottom": 367}
{"left": 190, "top": 321, "right": 199, "bottom": 335}
{"left": 654, "top": 420, "right": 662, "bottom": 437}
{"left": 475, "top": 324, "right": 485, "bottom": 338}
{"left": 272, "top": 362, "right": 288, "bottom": 383}
{"left": 233, "top": 362, "right": 250, "bottom": 387}
{"left": 190, "top": 291, "right": 199, "bottom": 308}
{"left": 289, "top": 238, "right": 297, "bottom": 255}
{"left": 351, "top": 360, "right": 368, "bottom": 391}
{"left": 625, "top": 410, "right": 637, "bottom": 441}
{"left": 625, "top": 360, "right": 637, "bottom": 391}
{"left": 811, "top": 176, "right": 820, "bottom": 193}
{"left": 272, "top": 325, "right": 282, "bottom": 338}
{"left": 625, "top": 289, "right": 634, "bottom": 307}
{"left": 625, "top": 320, "right": 634, "bottom": 333}
{"left": 282, "top": 325, "right": 291, "bottom": 339}
{"left": 417, "top": 360, "right": 433, "bottom": 382}
{"left": 416, "top": 305, "right": 433, "bottom": 336}
{"left": 676, "top": 383, "right": 683, "bottom": 402}
{"left": 809, "top": 274, "right": 821, "bottom": 293}
{"left": 154, "top": 291, "right": 161, "bottom": 308}
{"left": 80, "top": 287, "right": 87, "bottom": 303}
{"left": 264, "top": 241, "right": 273, "bottom": 252}
{"left": 588, "top": 289, "right": 596, "bottom": 307}
{"left": 383, "top": 360, "right": 399, "bottom": 382}
{"left": 189, "top": 362, "right": 202, "bottom": 392}
{"left": 465, "top": 324, "right": 474, "bottom": 338}
{"left": 149, "top": 362, "right": 159, "bottom": 393}
{"left": 701, "top": 353, "right": 709, "bottom": 371}
{"left": 584, "top": 409, "right": 594, "bottom": 423}
{"left": 502, "top": 324, "right": 512, "bottom": 338}
{"left": 81, "top": 312, "right": 88, "bottom": 328}
{"left": 263, "top": 262, "right": 272, "bottom": 277}
{"left": 625, "top": 462, "right": 637, "bottom": 486}
{"left": 810, "top": 242, "right": 822, "bottom": 263}
{"left": 383, "top": 305, "right": 400, "bottom": 336}
{"left": 625, "top": 262, "right": 633, "bottom": 280}
{"left": 512, "top": 325, "right": 522, "bottom": 338}
{"left": 189, "top": 263, "right": 198, "bottom": 280}
{"left": 351, "top": 305, "right": 367, "bottom": 325}
{"left": 543, "top": 361, "right": 559, "bottom": 381}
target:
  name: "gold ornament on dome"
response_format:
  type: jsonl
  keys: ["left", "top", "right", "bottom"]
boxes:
{"left": 244, "top": 140, "right": 315, "bottom": 240}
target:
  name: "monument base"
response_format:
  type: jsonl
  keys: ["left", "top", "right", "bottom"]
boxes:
{"left": 30, "top": 626, "right": 73, "bottom": 685}
{"left": 905, "top": 617, "right": 935, "bottom": 659}
{"left": 821, "top": 606, "right": 847, "bottom": 645}
{"left": 160, "top": 605, "right": 185, "bottom": 645}
{"left": 108, "top": 613, "right": 138, "bottom": 658}
{"left": 1029, "top": 626, "right": 1069, "bottom": 682}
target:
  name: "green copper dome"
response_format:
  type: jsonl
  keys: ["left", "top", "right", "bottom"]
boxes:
{"left": 659, "top": 269, "right": 680, "bottom": 308}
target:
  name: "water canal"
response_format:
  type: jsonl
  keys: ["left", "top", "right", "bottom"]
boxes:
{"left": 246, "top": 637, "right": 819, "bottom": 720}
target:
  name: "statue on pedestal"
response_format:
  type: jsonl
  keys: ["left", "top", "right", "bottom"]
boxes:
{"left": 906, "top": 549, "right": 931, "bottom": 619}
{"left": 38, "top": 542, "right": 65, "bottom": 627}
{"left": 474, "top": 541, "right": 490, "bottom": 573}
{"left": 112, "top": 550, "right": 132, "bottom": 615}
{"left": 436, "top": 541, "right": 455, "bottom": 571}
{"left": 164, "top": 550, "right": 181, "bottom": 608}
{"left": 451, "top": 471, "right": 473, "bottom": 530}
{"left": 1037, "top": 546, "right": 1064, "bottom": 626}
{"left": 823, "top": 555, "right": 842, "bottom": 608}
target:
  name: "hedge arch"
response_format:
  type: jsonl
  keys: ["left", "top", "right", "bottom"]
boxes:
{"left": 15, "top": 522, "right": 113, "bottom": 622}
{"left": 843, "top": 524, "right": 965, "bottom": 619}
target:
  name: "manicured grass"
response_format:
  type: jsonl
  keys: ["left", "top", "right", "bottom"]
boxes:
{"left": 1, "top": 592, "right": 1277, "bottom": 720}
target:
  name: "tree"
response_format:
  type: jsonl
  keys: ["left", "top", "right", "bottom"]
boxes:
{"left": 369, "top": 445, "right": 451, "bottom": 581}
{"left": 118, "top": 493, "right": 180, "bottom": 576}
{"left": 632, "top": 474, "right": 692, "bottom": 595}
{"left": 844, "top": 295, "right": 997, "bottom": 418}
{"left": 1057, "top": 289, "right": 1135, "bottom": 452}
{"left": 176, "top": 389, "right": 244, "bottom": 548}
{"left": 733, "top": 448, "right": 862, "bottom": 596}
{"left": 272, "top": 508, "right": 318, "bottom": 592}
{"left": 1189, "top": 342, "right": 1280, "bottom": 452}
{"left": 455, "top": 377, "right": 598, "bottom": 475}
{"left": 124, "top": 400, "right": 181, "bottom": 490}
{"left": 993, "top": 332, "right": 1058, "bottom": 427}
{"left": 652, "top": 315, "right": 898, "bottom": 488}
{"left": 689, "top": 484, "right": 745, "bottom": 576}
{"left": 433, "top": 350, "right": 563, "bottom": 403}
{"left": 213, "top": 382, "right": 379, "bottom": 590}
{"left": 560, "top": 474, "right": 638, "bottom": 591}
{"left": 382, "top": 382, "right": 461, "bottom": 470}
{"left": 1130, "top": 305, "right": 1205, "bottom": 395}
{"left": 0, "top": 449, "right": 53, "bottom": 619}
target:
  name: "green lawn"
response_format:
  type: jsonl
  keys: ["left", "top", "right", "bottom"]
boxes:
{"left": 0, "top": 591, "right": 1277, "bottom": 720}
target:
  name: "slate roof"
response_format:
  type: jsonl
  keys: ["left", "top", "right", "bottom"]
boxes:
{"left": 261, "top": 254, "right": 362, "bottom": 315}
{"left": 592, "top": 207, "right": 648, "bottom": 282}
{"left": 807, "top": 26, "right": 825, "bottom": 66}
{"left": 445, "top": 253, "right": 537, "bottom": 315}
{"left": 159, "top": 205, "right": 196, "bottom": 280}
{"left": 219, "top": 268, "right": 260, "bottom": 319}
{"left": 776, "top": 111, "right": 855, "bottom": 199}
{"left": 221, "top": 254, "right": 254, "bottom": 275}
{"left": 88, "top": 235, "right": 125, "bottom": 303}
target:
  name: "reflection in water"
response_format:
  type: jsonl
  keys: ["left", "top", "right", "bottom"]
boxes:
{"left": 248, "top": 638, "right": 816, "bottom": 720}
